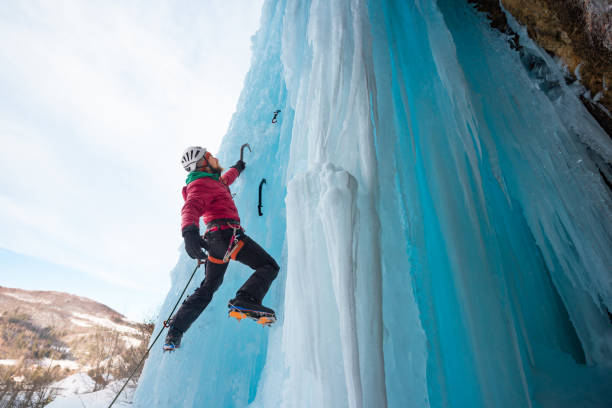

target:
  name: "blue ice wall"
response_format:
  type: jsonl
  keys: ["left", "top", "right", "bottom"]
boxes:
{"left": 134, "top": 1, "right": 612, "bottom": 407}
{"left": 370, "top": 1, "right": 612, "bottom": 406}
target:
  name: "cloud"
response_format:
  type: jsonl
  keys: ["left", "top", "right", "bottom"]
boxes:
{"left": 0, "top": 0, "right": 264, "bottom": 304}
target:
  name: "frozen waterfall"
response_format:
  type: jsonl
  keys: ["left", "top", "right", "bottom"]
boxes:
{"left": 133, "top": 0, "right": 612, "bottom": 407}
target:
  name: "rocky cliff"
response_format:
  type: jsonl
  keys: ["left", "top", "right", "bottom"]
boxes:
{"left": 469, "top": 0, "right": 612, "bottom": 137}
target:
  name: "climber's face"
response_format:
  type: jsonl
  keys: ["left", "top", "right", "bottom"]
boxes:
{"left": 200, "top": 152, "right": 223, "bottom": 174}
{"left": 207, "top": 154, "right": 220, "bottom": 170}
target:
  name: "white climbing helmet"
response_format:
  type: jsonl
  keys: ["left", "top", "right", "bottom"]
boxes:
{"left": 181, "top": 146, "right": 207, "bottom": 172}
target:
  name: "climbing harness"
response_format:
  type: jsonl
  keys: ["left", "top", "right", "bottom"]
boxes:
{"left": 206, "top": 222, "right": 245, "bottom": 264}
{"left": 107, "top": 260, "right": 204, "bottom": 408}
{"left": 258, "top": 178, "right": 267, "bottom": 216}
{"left": 224, "top": 224, "right": 245, "bottom": 262}
{"left": 205, "top": 219, "right": 241, "bottom": 233}
{"left": 271, "top": 110, "right": 281, "bottom": 123}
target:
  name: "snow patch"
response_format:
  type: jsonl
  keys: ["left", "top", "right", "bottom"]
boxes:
{"left": 47, "top": 379, "right": 134, "bottom": 408}
{"left": 120, "top": 335, "right": 142, "bottom": 348}
{"left": 51, "top": 373, "right": 96, "bottom": 396}
{"left": 2, "top": 292, "right": 51, "bottom": 304}
{"left": 71, "top": 312, "right": 138, "bottom": 334}
{"left": 70, "top": 318, "right": 93, "bottom": 327}
{"left": 39, "top": 358, "right": 81, "bottom": 371}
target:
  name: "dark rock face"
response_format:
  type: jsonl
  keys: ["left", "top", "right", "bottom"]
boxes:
{"left": 468, "top": 0, "right": 612, "bottom": 138}
{"left": 574, "top": 0, "right": 611, "bottom": 52}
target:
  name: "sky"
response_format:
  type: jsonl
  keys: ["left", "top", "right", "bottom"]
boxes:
{"left": 0, "top": 1, "right": 264, "bottom": 320}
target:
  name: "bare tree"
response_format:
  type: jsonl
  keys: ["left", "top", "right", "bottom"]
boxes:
{"left": 0, "top": 363, "right": 59, "bottom": 408}
{"left": 86, "top": 328, "right": 122, "bottom": 391}
{"left": 111, "top": 321, "right": 155, "bottom": 387}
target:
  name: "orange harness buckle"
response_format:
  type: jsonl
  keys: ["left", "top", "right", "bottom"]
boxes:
{"left": 206, "top": 222, "right": 245, "bottom": 265}
{"left": 208, "top": 239, "right": 244, "bottom": 264}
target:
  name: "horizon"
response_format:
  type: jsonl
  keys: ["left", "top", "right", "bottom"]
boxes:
{"left": 0, "top": 247, "right": 163, "bottom": 321}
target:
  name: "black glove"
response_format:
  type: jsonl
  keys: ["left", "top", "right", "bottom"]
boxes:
{"left": 182, "top": 224, "right": 207, "bottom": 260}
{"left": 231, "top": 160, "right": 246, "bottom": 174}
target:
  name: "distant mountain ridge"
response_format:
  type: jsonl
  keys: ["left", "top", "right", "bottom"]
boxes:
{"left": 0, "top": 285, "right": 142, "bottom": 364}
{"left": 0, "top": 247, "right": 161, "bottom": 321}
{"left": 1, "top": 286, "right": 127, "bottom": 327}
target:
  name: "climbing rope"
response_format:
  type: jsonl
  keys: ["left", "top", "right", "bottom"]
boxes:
{"left": 107, "top": 259, "right": 204, "bottom": 408}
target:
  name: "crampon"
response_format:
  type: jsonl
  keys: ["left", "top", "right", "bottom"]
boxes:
{"left": 228, "top": 305, "right": 276, "bottom": 327}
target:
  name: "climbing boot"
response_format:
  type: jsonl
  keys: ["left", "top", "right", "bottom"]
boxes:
{"left": 163, "top": 329, "right": 183, "bottom": 352}
{"left": 228, "top": 295, "right": 276, "bottom": 326}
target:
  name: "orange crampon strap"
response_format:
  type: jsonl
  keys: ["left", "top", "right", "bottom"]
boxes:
{"left": 208, "top": 240, "right": 244, "bottom": 264}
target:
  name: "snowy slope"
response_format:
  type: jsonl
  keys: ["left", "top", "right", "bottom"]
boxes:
{"left": 134, "top": 0, "right": 612, "bottom": 407}
{"left": 47, "top": 375, "right": 134, "bottom": 408}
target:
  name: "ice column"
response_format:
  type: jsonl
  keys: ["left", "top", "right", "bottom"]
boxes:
{"left": 284, "top": 165, "right": 362, "bottom": 408}
{"left": 280, "top": 0, "right": 387, "bottom": 406}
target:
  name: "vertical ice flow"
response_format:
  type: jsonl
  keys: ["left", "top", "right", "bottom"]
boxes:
{"left": 134, "top": 0, "right": 612, "bottom": 407}
{"left": 282, "top": 0, "right": 387, "bottom": 405}
{"left": 283, "top": 165, "right": 362, "bottom": 408}
{"left": 318, "top": 166, "right": 362, "bottom": 408}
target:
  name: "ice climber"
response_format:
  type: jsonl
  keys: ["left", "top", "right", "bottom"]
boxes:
{"left": 163, "top": 146, "right": 279, "bottom": 351}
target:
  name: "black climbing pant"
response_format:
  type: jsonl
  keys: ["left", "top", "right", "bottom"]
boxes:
{"left": 169, "top": 228, "right": 279, "bottom": 335}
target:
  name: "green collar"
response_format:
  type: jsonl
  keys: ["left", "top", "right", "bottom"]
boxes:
{"left": 186, "top": 171, "right": 220, "bottom": 185}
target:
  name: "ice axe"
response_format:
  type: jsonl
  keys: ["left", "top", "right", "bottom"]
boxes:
{"left": 240, "top": 143, "right": 252, "bottom": 162}
{"left": 258, "top": 178, "right": 267, "bottom": 216}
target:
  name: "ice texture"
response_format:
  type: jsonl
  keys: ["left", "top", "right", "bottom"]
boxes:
{"left": 133, "top": 0, "right": 612, "bottom": 407}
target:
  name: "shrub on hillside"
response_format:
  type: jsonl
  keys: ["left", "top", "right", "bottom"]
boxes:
{"left": 0, "top": 363, "right": 59, "bottom": 408}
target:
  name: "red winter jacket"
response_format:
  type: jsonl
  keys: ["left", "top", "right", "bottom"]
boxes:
{"left": 181, "top": 167, "right": 241, "bottom": 230}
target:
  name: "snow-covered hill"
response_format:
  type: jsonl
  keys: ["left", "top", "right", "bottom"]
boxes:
{"left": 0, "top": 286, "right": 151, "bottom": 406}
{"left": 0, "top": 286, "right": 143, "bottom": 363}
